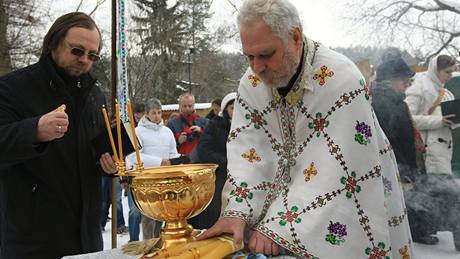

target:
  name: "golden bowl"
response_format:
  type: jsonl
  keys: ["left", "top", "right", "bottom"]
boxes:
{"left": 127, "top": 163, "right": 218, "bottom": 249}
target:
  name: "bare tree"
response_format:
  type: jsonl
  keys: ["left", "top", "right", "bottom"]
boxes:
{"left": 0, "top": 0, "right": 49, "bottom": 74}
{"left": 344, "top": 0, "right": 460, "bottom": 63}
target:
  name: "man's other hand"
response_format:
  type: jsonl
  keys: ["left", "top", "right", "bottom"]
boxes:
{"left": 100, "top": 153, "right": 117, "bottom": 174}
{"left": 178, "top": 132, "right": 187, "bottom": 144}
{"left": 248, "top": 230, "right": 280, "bottom": 256}
{"left": 195, "top": 217, "right": 246, "bottom": 249}
{"left": 189, "top": 125, "right": 201, "bottom": 133}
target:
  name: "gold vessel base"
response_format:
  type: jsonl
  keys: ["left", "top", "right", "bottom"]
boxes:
{"left": 157, "top": 220, "right": 200, "bottom": 250}
{"left": 143, "top": 221, "right": 201, "bottom": 258}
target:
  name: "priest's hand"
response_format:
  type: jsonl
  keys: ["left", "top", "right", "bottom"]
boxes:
{"left": 36, "top": 107, "right": 69, "bottom": 142}
{"left": 248, "top": 230, "right": 280, "bottom": 256}
{"left": 196, "top": 217, "right": 245, "bottom": 249}
{"left": 100, "top": 153, "right": 117, "bottom": 174}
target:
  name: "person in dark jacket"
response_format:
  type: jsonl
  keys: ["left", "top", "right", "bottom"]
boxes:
{"left": 205, "top": 98, "right": 221, "bottom": 120}
{"left": 371, "top": 52, "right": 460, "bottom": 247}
{"left": 189, "top": 92, "right": 236, "bottom": 229}
{"left": 371, "top": 54, "right": 418, "bottom": 180}
{"left": 0, "top": 12, "right": 117, "bottom": 259}
{"left": 167, "top": 93, "right": 208, "bottom": 161}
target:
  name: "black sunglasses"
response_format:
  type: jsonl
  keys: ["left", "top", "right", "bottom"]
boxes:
{"left": 65, "top": 41, "right": 100, "bottom": 62}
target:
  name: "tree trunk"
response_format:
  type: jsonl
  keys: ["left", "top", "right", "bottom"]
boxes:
{"left": 0, "top": 0, "right": 12, "bottom": 76}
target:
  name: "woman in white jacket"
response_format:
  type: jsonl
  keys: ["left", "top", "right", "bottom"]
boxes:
{"left": 405, "top": 55, "right": 458, "bottom": 174}
{"left": 127, "top": 98, "right": 181, "bottom": 168}
{"left": 404, "top": 55, "right": 460, "bottom": 248}
{"left": 126, "top": 98, "right": 181, "bottom": 240}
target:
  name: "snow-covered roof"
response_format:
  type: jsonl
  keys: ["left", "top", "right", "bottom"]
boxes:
{"left": 162, "top": 103, "right": 211, "bottom": 111}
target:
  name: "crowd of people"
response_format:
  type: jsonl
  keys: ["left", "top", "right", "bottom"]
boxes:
{"left": 0, "top": 0, "right": 459, "bottom": 258}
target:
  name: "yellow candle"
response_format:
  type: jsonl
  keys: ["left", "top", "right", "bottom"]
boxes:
{"left": 127, "top": 101, "right": 142, "bottom": 168}
{"left": 115, "top": 100, "right": 123, "bottom": 159}
{"left": 101, "top": 106, "right": 119, "bottom": 162}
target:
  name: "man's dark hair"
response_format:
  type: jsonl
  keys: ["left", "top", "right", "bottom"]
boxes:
{"left": 211, "top": 99, "right": 222, "bottom": 106}
{"left": 437, "top": 55, "right": 457, "bottom": 71}
{"left": 40, "top": 12, "right": 102, "bottom": 61}
{"left": 133, "top": 102, "right": 146, "bottom": 113}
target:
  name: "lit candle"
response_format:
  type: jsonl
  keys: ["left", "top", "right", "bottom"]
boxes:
{"left": 115, "top": 99, "right": 123, "bottom": 159}
{"left": 127, "top": 100, "right": 142, "bottom": 168}
{"left": 101, "top": 105, "right": 119, "bottom": 163}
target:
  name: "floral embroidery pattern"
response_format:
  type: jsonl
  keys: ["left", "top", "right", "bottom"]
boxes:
{"left": 365, "top": 242, "right": 390, "bottom": 259}
{"left": 230, "top": 182, "right": 253, "bottom": 203}
{"left": 241, "top": 148, "right": 261, "bottom": 163}
{"left": 341, "top": 171, "right": 361, "bottom": 199}
{"left": 245, "top": 111, "right": 267, "bottom": 129}
{"left": 355, "top": 121, "right": 372, "bottom": 145}
{"left": 308, "top": 112, "right": 330, "bottom": 137}
{"left": 278, "top": 206, "right": 302, "bottom": 226}
{"left": 399, "top": 245, "right": 410, "bottom": 259}
{"left": 383, "top": 177, "right": 392, "bottom": 197}
{"left": 304, "top": 162, "right": 318, "bottom": 182}
{"left": 248, "top": 74, "right": 261, "bottom": 87}
{"left": 360, "top": 79, "right": 370, "bottom": 100}
{"left": 313, "top": 65, "right": 334, "bottom": 86}
{"left": 325, "top": 221, "right": 347, "bottom": 246}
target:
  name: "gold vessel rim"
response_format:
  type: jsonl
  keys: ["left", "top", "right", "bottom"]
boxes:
{"left": 118, "top": 163, "right": 218, "bottom": 177}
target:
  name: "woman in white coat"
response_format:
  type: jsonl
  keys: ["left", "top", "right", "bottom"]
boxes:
{"left": 126, "top": 98, "right": 181, "bottom": 240}
{"left": 405, "top": 55, "right": 458, "bottom": 174}
{"left": 404, "top": 55, "right": 460, "bottom": 248}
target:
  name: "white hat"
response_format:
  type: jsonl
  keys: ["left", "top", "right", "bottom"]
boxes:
{"left": 218, "top": 92, "right": 237, "bottom": 117}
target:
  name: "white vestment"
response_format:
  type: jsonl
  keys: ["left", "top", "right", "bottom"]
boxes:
{"left": 223, "top": 39, "right": 414, "bottom": 258}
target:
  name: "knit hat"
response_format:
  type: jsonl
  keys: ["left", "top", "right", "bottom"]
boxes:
{"left": 218, "top": 92, "right": 237, "bottom": 117}
{"left": 376, "top": 57, "right": 415, "bottom": 82}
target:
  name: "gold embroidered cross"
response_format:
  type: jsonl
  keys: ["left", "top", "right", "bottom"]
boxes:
{"left": 248, "top": 74, "right": 261, "bottom": 87}
{"left": 304, "top": 162, "right": 318, "bottom": 182}
{"left": 242, "top": 148, "right": 261, "bottom": 163}
{"left": 313, "top": 65, "right": 334, "bottom": 86}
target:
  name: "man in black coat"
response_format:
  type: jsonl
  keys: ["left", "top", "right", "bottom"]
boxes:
{"left": 0, "top": 12, "right": 117, "bottom": 259}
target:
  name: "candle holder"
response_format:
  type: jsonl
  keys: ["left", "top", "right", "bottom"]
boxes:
{"left": 101, "top": 101, "right": 217, "bottom": 250}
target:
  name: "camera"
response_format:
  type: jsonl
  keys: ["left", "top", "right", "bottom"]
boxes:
{"left": 186, "top": 131, "right": 200, "bottom": 142}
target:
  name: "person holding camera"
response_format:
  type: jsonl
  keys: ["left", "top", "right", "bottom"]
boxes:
{"left": 167, "top": 93, "right": 208, "bottom": 162}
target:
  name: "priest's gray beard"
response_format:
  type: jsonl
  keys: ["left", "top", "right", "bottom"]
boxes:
{"left": 258, "top": 47, "right": 299, "bottom": 89}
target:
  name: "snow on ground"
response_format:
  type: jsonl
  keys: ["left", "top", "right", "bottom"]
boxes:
{"left": 102, "top": 192, "right": 460, "bottom": 258}
{"left": 102, "top": 192, "right": 131, "bottom": 250}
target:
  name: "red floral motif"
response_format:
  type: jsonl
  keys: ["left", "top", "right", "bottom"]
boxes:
{"left": 281, "top": 210, "right": 299, "bottom": 223}
{"left": 235, "top": 186, "right": 250, "bottom": 198}
{"left": 313, "top": 118, "right": 327, "bottom": 131}
{"left": 345, "top": 176, "right": 358, "bottom": 193}
{"left": 313, "top": 65, "right": 334, "bottom": 86}
{"left": 252, "top": 113, "right": 263, "bottom": 125}
{"left": 308, "top": 112, "right": 330, "bottom": 137}
{"left": 369, "top": 247, "right": 387, "bottom": 259}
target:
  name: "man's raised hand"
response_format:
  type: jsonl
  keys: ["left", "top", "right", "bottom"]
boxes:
{"left": 36, "top": 105, "right": 69, "bottom": 142}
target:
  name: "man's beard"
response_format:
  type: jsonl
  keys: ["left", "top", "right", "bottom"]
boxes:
{"left": 65, "top": 64, "right": 89, "bottom": 77}
{"left": 257, "top": 48, "right": 299, "bottom": 88}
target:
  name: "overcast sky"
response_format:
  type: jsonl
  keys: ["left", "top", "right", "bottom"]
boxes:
{"left": 51, "top": 0, "right": 357, "bottom": 53}
{"left": 210, "top": 0, "right": 355, "bottom": 50}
